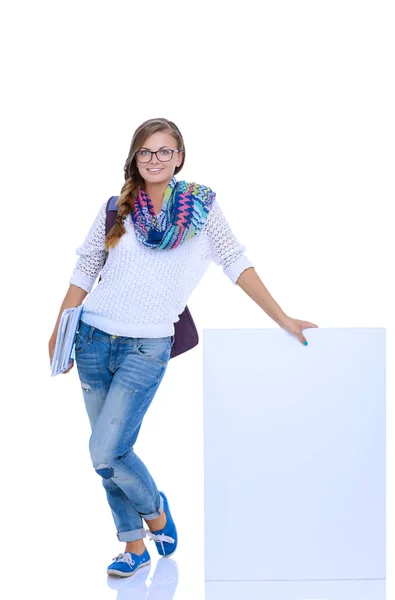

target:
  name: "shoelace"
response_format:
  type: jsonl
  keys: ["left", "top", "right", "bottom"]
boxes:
{"left": 111, "top": 552, "right": 136, "bottom": 569}
{"left": 144, "top": 529, "right": 175, "bottom": 555}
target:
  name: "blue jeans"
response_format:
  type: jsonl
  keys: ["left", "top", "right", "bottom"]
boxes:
{"left": 74, "top": 319, "right": 173, "bottom": 542}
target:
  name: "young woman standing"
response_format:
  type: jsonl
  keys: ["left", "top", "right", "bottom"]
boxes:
{"left": 48, "top": 117, "right": 318, "bottom": 577}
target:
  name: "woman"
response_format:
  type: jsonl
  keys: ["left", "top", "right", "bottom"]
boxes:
{"left": 48, "top": 117, "right": 318, "bottom": 578}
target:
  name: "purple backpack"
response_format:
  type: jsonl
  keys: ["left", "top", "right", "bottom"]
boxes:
{"left": 99, "top": 196, "right": 199, "bottom": 359}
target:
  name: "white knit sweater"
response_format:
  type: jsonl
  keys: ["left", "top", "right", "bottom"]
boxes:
{"left": 69, "top": 197, "right": 254, "bottom": 337}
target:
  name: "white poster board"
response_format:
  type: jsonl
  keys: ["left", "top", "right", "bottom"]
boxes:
{"left": 203, "top": 328, "right": 385, "bottom": 599}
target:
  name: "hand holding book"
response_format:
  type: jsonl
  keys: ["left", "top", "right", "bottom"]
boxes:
{"left": 50, "top": 304, "right": 84, "bottom": 377}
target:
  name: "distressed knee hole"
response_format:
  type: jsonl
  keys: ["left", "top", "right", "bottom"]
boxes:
{"left": 95, "top": 463, "right": 114, "bottom": 479}
{"left": 81, "top": 383, "right": 92, "bottom": 391}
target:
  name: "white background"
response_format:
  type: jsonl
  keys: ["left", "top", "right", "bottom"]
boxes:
{"left": 0, "top": 1, "right": 393, "bottom": 598}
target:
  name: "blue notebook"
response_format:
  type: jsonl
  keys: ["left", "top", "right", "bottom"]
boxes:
{"left": 51, "top": 304, "right": 84, "bottom": 377}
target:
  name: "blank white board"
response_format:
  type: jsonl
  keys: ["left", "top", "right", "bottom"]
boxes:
{"left": 203, "top": 328, "right": 385, "bottom": 591}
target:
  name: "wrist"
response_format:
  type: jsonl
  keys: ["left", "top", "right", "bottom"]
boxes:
{"left": 277, "top": 313, "right": 291, "bottom": 328}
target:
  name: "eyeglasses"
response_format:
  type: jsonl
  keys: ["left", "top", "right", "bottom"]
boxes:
{"left": 135, "top": 148, "right": 182, "bottom": 163}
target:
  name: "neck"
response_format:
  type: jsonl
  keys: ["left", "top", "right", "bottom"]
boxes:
{"left": 143, "top": 176, "right": 173, "bottom": 202}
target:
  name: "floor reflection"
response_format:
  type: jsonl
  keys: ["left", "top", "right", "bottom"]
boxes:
{"left": 107, "top": 557, "right": 179, "bottom": 599}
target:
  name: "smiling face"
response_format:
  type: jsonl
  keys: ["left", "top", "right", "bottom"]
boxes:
{"left": 135, "top": 130, "right": 183, "bottom": 187}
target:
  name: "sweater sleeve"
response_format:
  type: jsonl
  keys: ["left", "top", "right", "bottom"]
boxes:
{"left": 69, "top": 201, "right": 107, "bottom": 293}
{"left": 205, "top": 198, "right": 254, "bottom": 284}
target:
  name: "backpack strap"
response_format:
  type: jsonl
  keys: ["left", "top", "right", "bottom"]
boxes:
{"left": 99, "top": 196, "right": 120, "bottom": 283}
{"left": 108, "top": 195, "right": 119, "bottom": 212}
{"left": 106, "top": 195, "right": 120, "bottom": 234}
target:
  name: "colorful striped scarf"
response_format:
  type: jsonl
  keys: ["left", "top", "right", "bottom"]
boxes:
{"left": 131, "top": 176, "right": 216, "bottom": 250}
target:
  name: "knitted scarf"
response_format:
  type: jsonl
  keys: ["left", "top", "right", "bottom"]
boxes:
{"left": 131, "top": 176, "right": 216, "bottom": 250}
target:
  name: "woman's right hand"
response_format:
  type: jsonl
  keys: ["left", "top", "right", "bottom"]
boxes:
{"left": 49, "top": 285, "right": 87, "bottom": 375}
{"left": 62, "top": 358, "right": 75, "bottom": 374}
{"left": 48, "top": 338, "right": 74, "bottom": 374}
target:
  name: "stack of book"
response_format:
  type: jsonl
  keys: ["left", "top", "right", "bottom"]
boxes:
{"left": 50, "top": 304, "right": 84, "bottom": 377}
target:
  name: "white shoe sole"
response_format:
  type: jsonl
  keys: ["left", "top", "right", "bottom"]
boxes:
{"left": 107, "top": 559, "right": 151, "bottom": 577}
{"left": 160, "top": 548, "right": 177, "bottom": 558}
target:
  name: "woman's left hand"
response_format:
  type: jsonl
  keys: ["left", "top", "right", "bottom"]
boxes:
{"left": 281, "top": 316, "right": 319, "bottom": 345}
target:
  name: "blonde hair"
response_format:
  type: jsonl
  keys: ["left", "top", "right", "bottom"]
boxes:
{"left": 105, "top": 118, "right": 186, "bottom": 250}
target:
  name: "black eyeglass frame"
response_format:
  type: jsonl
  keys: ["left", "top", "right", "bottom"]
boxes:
{"left": 135, "top": 148, "right": 182, "bottom": 163}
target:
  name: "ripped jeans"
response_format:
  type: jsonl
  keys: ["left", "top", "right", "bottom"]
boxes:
{"left": 74, "top": 319, "right": 173, "bottom": 542}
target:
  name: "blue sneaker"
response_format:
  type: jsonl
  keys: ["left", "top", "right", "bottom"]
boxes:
{"left": 144, "top": 491, "right": 178, "bottom": 557}
{"left": 107, "top": 548, "right": 151, "bottom": 577}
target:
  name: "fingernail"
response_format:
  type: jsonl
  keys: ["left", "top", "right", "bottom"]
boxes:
{"left": 304, "top": 341, "right": 308, "bottom": 345}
